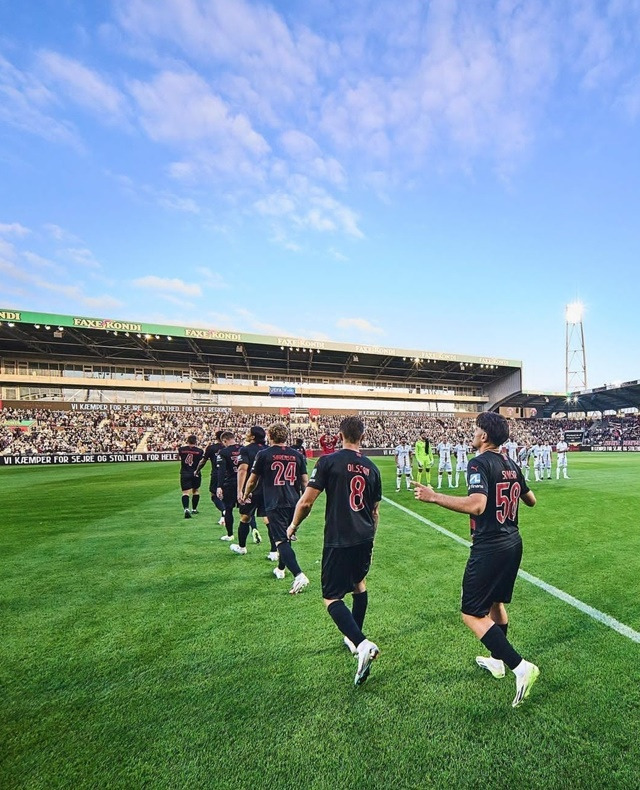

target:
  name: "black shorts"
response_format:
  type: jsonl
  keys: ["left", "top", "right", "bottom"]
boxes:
{"left": 461, "top": 536, "right": 523, "bottom": 617}
{"left": 238, "top": 491, "right": 266, "bottom": 518}
{"left": 209, "top": 476, "right": 218, "bottom": 495}
{"left": 222, "top": 484, "right": 237, "bottom": 510}
{"left": 321, "top": 541, "right": 374, "bottom": 600}
{"left": 267, "top": 507, "right": 295, "bottom": 543}
{"left": 180, "top": 472, "right": 200, "bottom": 491}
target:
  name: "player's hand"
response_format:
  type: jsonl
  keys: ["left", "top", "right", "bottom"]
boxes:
{"left": 286, "top": 524, "right": 297, "bottom": 540}
{"left": 237, "top": 494, "right": 245, "bottom": 505}
{"left": 410, "top": 480, "right": 437, "bottom": 503}
{"left": 216, "top": 487, "right": 223, "bottom": 500}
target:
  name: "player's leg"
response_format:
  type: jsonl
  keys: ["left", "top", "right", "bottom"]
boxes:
{"left": 270, "top": 509, "right": 307, "bottom": 592}
{"left": 416, "top": 461, "right": 424, "bottom": 484}
{"left": 181, "top": 487, "right": 191, "bottom": 518}
{"left": 563, "top": 458, "right": 569, "bottom": 479}
{"left": 438, "top": 465, "right": 443, "bottom": 488}
{"left": 191, "top": 486, "right": 200, "bottom": 514}
{"left": 462, "top": 543, "right": 539, "bottom": 706}
{"left": 231, "top": 502, "right": 252, "bottom": 554}
{"left": 404, "top": 463, "right": 411, "bottom": 489}
{"left": 210, "top": 478, "right": 226, "bottom": 525}
{"left": 220, "top": 486, "right": 235, "bottom": 539}
{"left": 447, "top": 463, "right": 454, "bottom": 488}
{"left": 556, "top": 461, "right": 560, "bottom": 479}
{"left": 396, "top": 466, "right": 401, "bottom": 492}
{"left": 265, "top": 518, "right": 279, "bottom": 561}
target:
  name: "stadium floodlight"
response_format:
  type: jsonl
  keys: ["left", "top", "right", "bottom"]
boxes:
{"left": 566, "top": 301, "right": 584, "bottom": 323}
{"left": 45, "top": 325, "right": 51, "bottom": 330}
{"left": 167, "top": 336, "right": 172, "bottom": 341}
{"left": 34, "top": 324, "right": 40, "bottom": 329}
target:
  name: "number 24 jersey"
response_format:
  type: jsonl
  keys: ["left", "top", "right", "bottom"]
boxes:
{"left": 308, "top": 449, "right": 382, "bottom": 548}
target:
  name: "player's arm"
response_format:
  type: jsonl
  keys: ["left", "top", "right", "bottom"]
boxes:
{"left": 521, "top": 490, "right": 536, "bottom": 508}
{"left": 372, "top": 501, "right": 380, "bottom": 535}
{"left": 300, "top": 472, "right": 309, "bottom": 493}
{"left": 412, "top": 482, "right": 487, "bottom": 515}
{"left": 243, "top": 471, "right": 260, "bottom": 498}
{"left": 287, "top": 485, "right": 322, "bottom": 538}
{"left": 215, "top": 454, "right": 224, "bottom": 499}
{"left": 237, "top": 462, "right": 249, "bottom": 503}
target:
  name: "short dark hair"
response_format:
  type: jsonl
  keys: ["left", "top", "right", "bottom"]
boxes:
{"left": 187, "top": 434, "right": 197, "bottom": 444}
{"left": 476, "top": 412, "right": 509, "bottom": 447}
{"left": 215, "top": 430, "right": 223, "bottom": 441}
{"left": 340, "top": 416, "right": 364, "bottom": 443}
{"left": 249, "top": 426, "right": 266, "bottom": 443}
{"left": 268, "top": 423, "right": 288, "bottom": 444}
{"left": 220, "top": 430, "right": 234, "bottom": 442}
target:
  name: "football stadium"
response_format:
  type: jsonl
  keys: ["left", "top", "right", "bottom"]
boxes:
{"left": 2, "top": 309, "right": 639, "bottom": 789}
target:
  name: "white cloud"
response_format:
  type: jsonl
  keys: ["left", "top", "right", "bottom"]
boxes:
{"left": 0, "top": 222, "right": 30, "bottom": 237}
{"left": 336, "top": 317, "right": 385, "bottom": 335}
{"left": 0, "top": 55, "right": 81, "bottom": 148}
{"left": 0, "top": 238, "right": 17, "bottom": 262}
{"left": 0, "top": 259, "right": 122, "bottom": 310}
{"left": 195, "top": 267, "right": 229, "bottom": 289}
{"left": 36, "top": 50, "right": 129, "bottom": 122}
{"left": 129, "top": 69, "right": 269, "bottom": 155}
{"left": 62, "top": 247, "right": 101, "bottom": 269}
{"left": 133, "top": 275, "right": 202, "bottom": 297}
{"left": 22, "top": 251, "right": 61, "bottom": 272}
{"left": 43, "top": 223, "right": 79, "bottom": 242}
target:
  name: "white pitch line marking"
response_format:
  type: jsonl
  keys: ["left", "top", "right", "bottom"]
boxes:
{"left": 382, "top": 496, "right": 640, "bottom": 644}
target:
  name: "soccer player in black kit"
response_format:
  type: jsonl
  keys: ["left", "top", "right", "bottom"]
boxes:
{"left": 243, "top": 423, "right": 309, "bottom": 592}
{"left": 413, "top": 412, "right": 539, "bottom": 707}
{"left": 178, "top": 435, "right": 204, "bottom": 519}
{"left": 216, "top": 431, "right": 242, "bottom": 541}
{"left": 230, "top": 425, "right": 268, "bottom": 556}
{"left": 288, "top": 416, "right": 382, "bottom": 686}
{"left": 195, "top": 429, "right": 226, "bottom": 525}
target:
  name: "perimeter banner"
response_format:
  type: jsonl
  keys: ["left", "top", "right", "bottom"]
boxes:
{"left": 0, "top": 448, "right": 394, "bottom": 465}
{"left": 0, "top": 452, "right": 179, "bottom": 465}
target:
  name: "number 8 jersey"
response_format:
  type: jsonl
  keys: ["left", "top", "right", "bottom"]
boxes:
{"left": 307, "top": 448, "right": 382, "bottom": 548}
{"left": 466, "top": 450, "right": 530, "bottom": 546}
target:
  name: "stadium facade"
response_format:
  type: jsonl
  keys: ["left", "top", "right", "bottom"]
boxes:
{"left": 0, "top": 309, "right": 530, "bottom": 415}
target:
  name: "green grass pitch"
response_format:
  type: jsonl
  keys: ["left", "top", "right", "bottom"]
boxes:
{"left": 2, "top": 454, "right": 640, "bottom": 789}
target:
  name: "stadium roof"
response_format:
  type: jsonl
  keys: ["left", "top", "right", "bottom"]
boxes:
{"left": 497, "top": 381, "right": 640, "bottom": 417}
{"left": 0, "top": 308, "right": 520, "bottom": 388}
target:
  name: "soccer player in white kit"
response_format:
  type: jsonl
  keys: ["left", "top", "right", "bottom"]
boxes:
{"left": 393, "top": 437, "right": 413, "bottom": 491}
{"left": 531, "top": 441, "right": 543, "bottom": 482}
{"left": 453, "top": 439, "right": 470, "bottom": 487}
{"left": 436, "top": 439, "right": 454, "bottom": 489}
{"left": 504, "top": 437, "right": 519, "bottom": 462}
{"left": 518, "top": 445, "right": 531, "bottom": 482}
{"left": 541, "top": 442, "right": 552, "bottom": 479}
{"left": 556, "top": 438, "right": 570, "bottom": 479}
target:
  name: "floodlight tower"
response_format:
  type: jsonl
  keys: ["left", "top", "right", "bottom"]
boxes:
{"left": 565, "top": 301, "right": 587, "bottom": 393}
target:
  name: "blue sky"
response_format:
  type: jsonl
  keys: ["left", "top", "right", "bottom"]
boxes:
{"left": 1, "top": 0, "right": 640, "bottom": 393}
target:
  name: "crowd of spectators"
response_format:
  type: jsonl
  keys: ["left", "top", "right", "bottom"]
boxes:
{"left": 1, "top": 405, "right": 638, "bottom": 455}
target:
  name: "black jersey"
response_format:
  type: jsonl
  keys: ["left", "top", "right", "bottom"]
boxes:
{"left": 216, "top": 443, "right": 242, "bottom": 488}
{"left": 251, "top": 445, "right": 307, "bottom": 511}
{"left": 308, "top": 449, "right": 382, "bottom": 548}
{"left": 467, "top": 450, "right": 530, "bottom": 546}
{"left": 202, "top": 441, "right": 222, "bottom": 474}
{"left": 238, "top": 442, "right": 267, "bottom": 493}
{"left": 293, "top": 443, "right": 307, "bottom": 458}
{"left": 178, "top": 444, "right": 204, "bottom": 473}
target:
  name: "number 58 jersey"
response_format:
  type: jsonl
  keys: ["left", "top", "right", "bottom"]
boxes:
{"left": 308, "top": 449, "right": 382, "bottom": 548}
{"left": 466, "top": 451, "right": 530, "bottom": 547}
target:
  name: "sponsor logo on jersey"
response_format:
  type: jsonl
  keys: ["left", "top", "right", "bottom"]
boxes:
{"left": 469, "top": 473, "right": 481, "bottom": 485}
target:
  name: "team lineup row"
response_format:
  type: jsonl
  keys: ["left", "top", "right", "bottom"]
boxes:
{"left": 173, "top": 414, "right": 540, "bottom": 705}
{"left": 392, "top": 434, "right": 571, "bottom": 491}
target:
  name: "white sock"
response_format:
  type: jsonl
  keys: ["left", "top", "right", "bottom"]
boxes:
{"left": 512, "top": 659, "right": 530, "bottom": 677}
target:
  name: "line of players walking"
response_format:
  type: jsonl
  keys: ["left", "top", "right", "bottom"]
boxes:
{"left": 393, "top": 434, "right": 571, "bottom": 491}
{"left": 177, "top": 418, "right": 383, "bottom": 687}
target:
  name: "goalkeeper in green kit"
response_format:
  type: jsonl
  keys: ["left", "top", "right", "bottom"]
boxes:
{"left": 414, "top": 431, "right": 434, "bottom": 485}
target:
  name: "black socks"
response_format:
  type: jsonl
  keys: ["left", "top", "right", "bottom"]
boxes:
{"left": 481, "top": 623, "right": 521, "bottom": 670}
